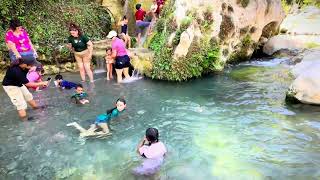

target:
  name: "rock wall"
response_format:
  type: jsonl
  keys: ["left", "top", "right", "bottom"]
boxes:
{"left": 146, "top": 0, "right": 285, "bottom": 81}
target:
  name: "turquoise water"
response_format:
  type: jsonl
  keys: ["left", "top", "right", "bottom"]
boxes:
{"left": 1, "top": 58, "right": 320, "bottom": 179}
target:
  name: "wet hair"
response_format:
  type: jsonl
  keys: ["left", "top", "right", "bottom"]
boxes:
{"left": 136, "top": 4, "right": 142, "bottom": 10}
{"left": 9, "top": 18, "right": 22, "bottom": 31}
{"left": 106, "top": 98, "right": 126, "bottom": 114}
{"left": 76, "top": 84, "right": 83, "bottom": 89}
{"left": 146, "top": 128, "right": 159, "bottom": 144}
{"left": 55, "top": 74, "right": 63, "bottom": 80}
{"left": 122, "top": 15, "right": 127, "bottom": 20}
{"left": 68, "top": 23, "right": 82, "bottom": 36}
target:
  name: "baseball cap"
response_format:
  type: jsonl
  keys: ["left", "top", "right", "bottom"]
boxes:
{"left": 107, "top": 30, "right": 117, "bottom": 39}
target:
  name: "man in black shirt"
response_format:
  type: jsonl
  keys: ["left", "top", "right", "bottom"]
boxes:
{"left": 2, "top": 59, "right": 48, "bottom": 120}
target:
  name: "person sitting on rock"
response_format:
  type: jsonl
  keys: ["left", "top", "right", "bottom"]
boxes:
{"left": 118, "top": 15, "right": 131, "bottom": 48}
{"left": 71, "top": 84, "right": 89, "bottom": 104}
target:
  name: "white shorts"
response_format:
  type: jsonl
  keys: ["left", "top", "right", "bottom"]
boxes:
{"left": 3, "top": 85, "right": 33, "bottom": 110}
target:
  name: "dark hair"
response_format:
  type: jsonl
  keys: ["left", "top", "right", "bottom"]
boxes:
{"left": 76, "top": 84, "right": 83, "bottom": 89}
{"left": 106, "top": 47, "right": 112, "bottom": 52}
{"left": 68, "top": 23, "right": 82, "bottom": 36}
{"left": 9, "top": 18, "right": 22, "bottom": 31}
{"left": 146, "top": 128, "right": 159, "bottom": 144}
{"left": 136, "top": 4, "right": 142, "bottom": 10}
{"left": 106, "top": 98, "right": 126, "bottom": 114}
{"left": 122, "top": 15, "right": 127, "bottom": 20}
{"left": 55, "top": 74, "right": 63, "bottom": 80}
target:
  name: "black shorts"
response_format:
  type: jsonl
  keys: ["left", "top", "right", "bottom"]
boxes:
{"left": 115, "top": 55, "right": 131, "bottom": 69}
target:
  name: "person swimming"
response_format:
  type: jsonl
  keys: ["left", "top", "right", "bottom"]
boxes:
{"left": 54, "top": 74, "right": 77, "bottom": 89}
{"left": 66, "top": 98, "right": 126, "bottom": 137}
{"left": 133, "top": 128, "right": 167, "bottom": 176}
{"left": 71, "top": 84, "right": 89, "bottom": 104}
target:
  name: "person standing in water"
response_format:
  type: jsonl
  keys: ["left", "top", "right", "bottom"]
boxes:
{"left": 133, "top": 128, "right": 167, "bottom": 176}
{"left": 67, "top": 23, "right": 94, "bottom": 83}
{"left": 2, "top": 59, "right": 49, "bottom": 120}
{"left": 107, "top": 30, "right": 131, "bottom": 83}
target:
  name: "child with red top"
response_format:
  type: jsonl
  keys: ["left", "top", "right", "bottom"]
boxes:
{"left": 135, "top": 3, "right": 152, "bottom": 45}
{"left": 155, "top": 0, "right": 166, "bottom": 16}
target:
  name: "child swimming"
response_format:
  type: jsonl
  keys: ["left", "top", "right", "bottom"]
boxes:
{"left": 54, "top": 74, "right": 77, "bottom": 89}
{"left": 66, "top": 98, "right": 126, "bottom": 137}
{"left": 133, "top": 128, "right": 167, "bottom": 176}
{"left": 104, "top": 47, "right": 114, "bottom": 80}
{"left": 71, "top": 84, "right": 89, "bottom": 104}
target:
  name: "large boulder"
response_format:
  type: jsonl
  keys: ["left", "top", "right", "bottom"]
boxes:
{"left": 263, "top": 6, "right": 320, "bottom": 55}
{"left": 286, "top": 49, "right": 320, "bottom": 105}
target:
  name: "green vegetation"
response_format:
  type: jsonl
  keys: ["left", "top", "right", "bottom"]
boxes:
{"left": 229, "top": 35, "right": 255, "bottom": 62}
{"left": 237, "top": 0, "right": 250, "bottom": 8}
{"left": 148, "top": 0, "right": 222, "bottom": 81}
{"left": 0, "top": 0, "right": 111, "bottom": 63}
{"left": 281, "top": 0, "right": 320, "bottom": 13}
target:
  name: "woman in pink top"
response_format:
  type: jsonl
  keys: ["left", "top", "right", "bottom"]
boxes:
{"left": 5, "top": 19, "right": 38, "bottom": 63}
{"left": 133, "top": 128, "right": 167, "bottom": 176}
{"left": 107, "top": 30, "right": 131, "bottom": 83}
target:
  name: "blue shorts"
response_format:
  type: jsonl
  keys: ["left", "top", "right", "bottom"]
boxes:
{"left": 95, "top": 114, "right": 110, "bottom": 124}
{"left": 115, "top": 55, "right": 131, "bottom": 69}
{"left": 136, "top": 21, "right": 151, "bottom": 34}
{"left": 9, "top": 50, "right": 36, "bottom": 63}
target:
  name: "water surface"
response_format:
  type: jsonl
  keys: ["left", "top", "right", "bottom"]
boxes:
{"left": 1, "top": 58, "right": 320, "bottom": 179}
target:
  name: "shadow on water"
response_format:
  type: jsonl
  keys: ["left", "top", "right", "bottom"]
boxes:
{"left": 0, "top": 57, "right": 320, "bottom": 179}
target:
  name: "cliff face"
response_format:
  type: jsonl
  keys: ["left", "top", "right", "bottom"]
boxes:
{"left": 146, "top": 0, "right": 285, "bottom": 81}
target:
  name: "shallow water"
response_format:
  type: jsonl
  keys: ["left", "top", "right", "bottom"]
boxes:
{"left": 1, "top": 58, "right": 320, "bottom": 180}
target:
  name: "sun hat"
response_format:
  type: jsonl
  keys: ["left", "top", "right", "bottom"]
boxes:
{"left": 107, "top": 30, "right": 117, "bottom": 39}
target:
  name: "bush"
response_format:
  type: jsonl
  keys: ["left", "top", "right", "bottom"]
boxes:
{"left": 0, "top": 0, "right": 112, "bottom": 63}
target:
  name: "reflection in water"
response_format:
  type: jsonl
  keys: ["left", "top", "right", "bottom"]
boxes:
{"left": 1, "top": 58, "right": 320, "bottom": 179}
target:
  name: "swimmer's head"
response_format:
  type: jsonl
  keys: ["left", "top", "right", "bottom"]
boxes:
{"left": 146, "top": 128, "right": 159, "bottom": 144}
{"left": 116, "top": 98, "right": 126, "bottom": 112}
{"left": 75, "top": 84, "right": 84, "bottom": 94}
{"left": 55, "top": 74, "right": 63, "bottom": 80}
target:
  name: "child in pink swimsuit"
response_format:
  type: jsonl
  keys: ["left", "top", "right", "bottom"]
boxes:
{"left": 27, "top": 65, "right": 44, "bottom": 91}
{"left": 133, "top": 128, "right": 167, "bottom": 176}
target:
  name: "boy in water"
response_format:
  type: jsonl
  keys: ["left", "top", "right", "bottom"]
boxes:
{"left": 54, "top": 74, "right": 77, "bottom": 89}
{"left": 67, "top": 98, "right": 126, "bottom": 137}
{"left": 71, "top": 84, "right": 89, "bottom": 104}
{"left": 105, "top": 47, "right": 114, "bottom": 80}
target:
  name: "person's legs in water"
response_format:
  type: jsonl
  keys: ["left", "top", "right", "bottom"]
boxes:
{"left": 66, "top": 122, "right": 88, "bottom": 133}
{"left": 123, "top": 68, "right": 130, "bottom": 79}
{"left": 75, "top": 54, "right": 86, "bottom": 82}
{"left": 20, "top": 85, "right": 38, "bottom": 109}
{"left": 97, "top": 123, "right": 110, "bottom": 134}
{"left": 109, "top": 63, "right": 114, "bottom": 79}
{"left": 83, "top": 53, "right": 94, "bottom": 82}
{"left": 106, "top": 62, "right": 111, "bottom": 80}
{"left": 115, "top": 69, "right": 124, "bottom": 83}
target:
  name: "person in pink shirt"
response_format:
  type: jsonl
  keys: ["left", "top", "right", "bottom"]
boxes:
{"left": 133, "top": 128, "right": 167, "bottom": 176}
{"left": 5, "top": 18, "right": 38, "bottom": 63}
{"left": 107, "top": 30, "right": 131, "bottom": 83}
{"left": 27, "top": 65, "right": 44, "bottom": 91}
